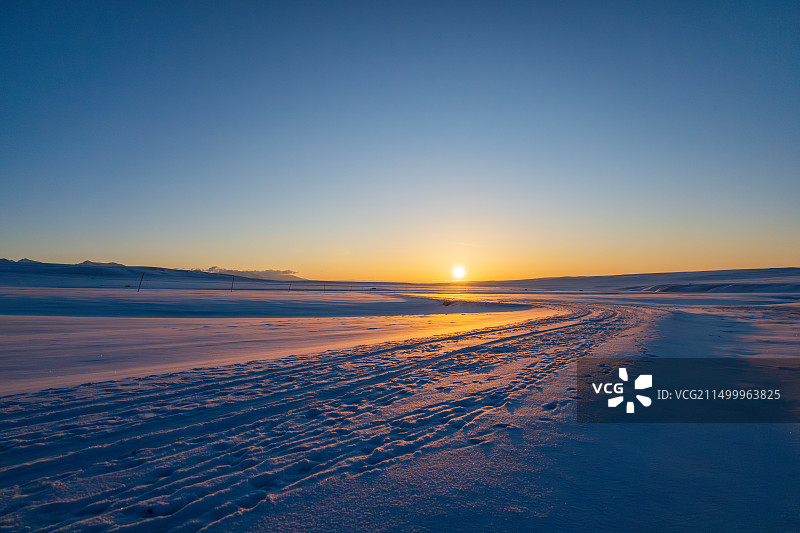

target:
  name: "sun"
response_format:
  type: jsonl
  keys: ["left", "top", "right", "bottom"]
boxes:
{"left": 452, "top": 266, "right": 466, "bottom": 280}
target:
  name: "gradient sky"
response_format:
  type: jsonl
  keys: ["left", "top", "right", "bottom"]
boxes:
{"left": 2, "top": 1, "right": 799, "bottom": 281}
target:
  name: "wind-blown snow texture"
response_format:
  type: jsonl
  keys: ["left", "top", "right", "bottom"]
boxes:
{"left": 1, "top": 306, "right": 626, "bottom": 530}
{"left": 1, "top": 264, "right": 799, "bottom": 531}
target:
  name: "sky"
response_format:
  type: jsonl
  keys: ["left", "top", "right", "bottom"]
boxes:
{"left": 2, "top": 1, "right": 799, "bottom": 282}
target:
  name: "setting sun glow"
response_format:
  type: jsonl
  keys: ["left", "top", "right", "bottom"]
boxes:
{"left": 452, "top": 266, "right": 466, "bottom": 280}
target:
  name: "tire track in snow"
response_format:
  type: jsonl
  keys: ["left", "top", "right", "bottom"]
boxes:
{"left": 0, "top": 303, "right": 641, "bottom": 532}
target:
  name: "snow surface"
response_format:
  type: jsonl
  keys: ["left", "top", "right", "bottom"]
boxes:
{"left": 1, "top": 265, "right": 799, "bottom": 531}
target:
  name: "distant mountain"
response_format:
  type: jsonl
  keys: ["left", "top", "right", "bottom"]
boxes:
{"left": 0, "top": 260, "right": 307, "bottom": 288}
{"left": 206, "top": 266, "right": 306, "bottom": 281}
{"left": 79, "top": 260, "right": 126, "bottom": 267}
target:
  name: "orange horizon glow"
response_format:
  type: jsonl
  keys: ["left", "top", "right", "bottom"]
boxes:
{"left": 9, "top": 250, "right": 799, "bottom": 284}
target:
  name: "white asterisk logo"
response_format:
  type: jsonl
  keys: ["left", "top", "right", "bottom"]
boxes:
{"left": 608, "top": 368, "right": 652, "bottom": 413}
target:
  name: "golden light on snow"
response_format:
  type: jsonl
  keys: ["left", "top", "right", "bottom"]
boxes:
{"left": 452, "top": 266, "right": 466, "bottom": 279}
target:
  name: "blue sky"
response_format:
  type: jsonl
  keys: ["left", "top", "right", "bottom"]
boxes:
{"left": 2, "top": 1, "right": 799, "bottom": 281}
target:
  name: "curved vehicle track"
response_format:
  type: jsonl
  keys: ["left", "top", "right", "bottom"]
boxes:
{"left": 0, "top": 303, "right": 644, "bottom": 532}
